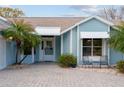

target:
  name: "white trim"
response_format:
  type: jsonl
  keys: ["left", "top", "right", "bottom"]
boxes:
{"left": 108, "top": 26, "right": 110, "bottom": 32}
{"left": 70, "top": 29, "right": 72, "bottom": 53}
{"left": 0, "top": 16, "right": 8, "bottom": 22}
{"left": 61, "top": 35, "right": 63, "bottom": 55}
{"left": 32, "top": 47, "right": 34, "bottom": 63}
{"left": 81, "top": 39, "right": 105, "bottom": 60}
{"left": 77, "top": 25, "right": 80, "bottom": 64}
{"left": 80, "top": 32, "right": 110, "bottom": 38}
{"left": 107, "top": 40, "right": 110, "bottom": 65}
{"left": 107, "top": 26, "right": 110, "bottom": 65}
{"left": 61, "top": 16, "right": 114, "bottom": 35}
{"left": 103, "top": 39, "right": 107, "bottom": 56}
{"left": 39, "top": 42, "right": 41, "bottom": 61}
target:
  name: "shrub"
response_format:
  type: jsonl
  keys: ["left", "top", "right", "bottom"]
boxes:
{"left": 116, "top": 60, "right": 124, "bottom": 73}
{"left": 57, "top": 54, "right": 77, "bottom": 68}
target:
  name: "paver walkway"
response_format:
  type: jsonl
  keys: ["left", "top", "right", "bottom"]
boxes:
{"left": 0, "top": 62, "right": 124, "bottom": 87}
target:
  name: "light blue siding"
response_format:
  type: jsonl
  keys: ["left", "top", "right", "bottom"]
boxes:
{"left": 110, "top": 49, "right": 124, "bottom": 64}
{"left": 0, "top": 39, "right": 6, "bottom": 69}
{"left": 63, "top": 31, "right": 70, "bottom": 54}
{"left": 0, "top": 62, "right": 6, "bottom": 70}
{"left": 22, "top": 55, "right": 32, "bottom": 64}
{"left": 55, "top": 36, "right": 61, "bottom": 60}
{"left": 79, "top": 18, "right": 108, "bottom": 32}
{"left": 22, "top": 45, "right": 40, "bottom": 64}
{"left": 6, "top": 41, "right": 16, "bottom": 65}
{"left": 72, "top": 27, "right": 77, "bottom": 57}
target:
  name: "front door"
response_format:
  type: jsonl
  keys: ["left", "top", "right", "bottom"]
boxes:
{"left": 40, "top": 37, "right": 55, "bottom": 61}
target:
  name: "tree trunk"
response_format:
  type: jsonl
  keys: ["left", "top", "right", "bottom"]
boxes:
{"left": 15, "top": 40, "right": 21, "bottom": 64}
{"left": 15, "top": 47, "right": 19, "bottom": 64}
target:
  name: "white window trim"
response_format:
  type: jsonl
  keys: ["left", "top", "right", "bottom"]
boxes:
{"left": 82, "top": 39, "right": 103, "bottom": 57}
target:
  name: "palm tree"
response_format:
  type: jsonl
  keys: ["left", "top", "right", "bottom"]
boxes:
{"left": 110, "top": 21, "right": 124, "bottom": 53}
{"left": 3, "top": 19, "right": 41, "bottom": 64}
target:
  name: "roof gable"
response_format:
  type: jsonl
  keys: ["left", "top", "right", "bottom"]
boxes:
{"left": 61, "top": 16, "right": 114, "bottom": 34}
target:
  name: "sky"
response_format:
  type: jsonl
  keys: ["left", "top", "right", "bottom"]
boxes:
{"left": 1, "top": 5, "right": 120, "bottom": 17}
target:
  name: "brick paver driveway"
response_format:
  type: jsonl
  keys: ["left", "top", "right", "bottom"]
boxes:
{"left": 0, "top": 62, "right": 124, "bottom": 87}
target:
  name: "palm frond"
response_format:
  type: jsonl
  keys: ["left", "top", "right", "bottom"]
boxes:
{"left": 110, "top": 22, "right": 124, "bottom": 53}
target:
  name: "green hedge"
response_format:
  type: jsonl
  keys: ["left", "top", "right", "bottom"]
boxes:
{"left": 116, "top": 60, "right": 124, "bottom": 73}
{"left": 57, "top": 54, "right": 77, "bottom": 68}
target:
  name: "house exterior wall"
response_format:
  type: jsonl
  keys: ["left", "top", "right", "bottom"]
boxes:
{"left": 6, "top": 41, "right": 16, "bottom": 65}
{"left": 110, "top": 49, "right": 124, "bottom": 64}
{"left": 78, "top": 18, "right": 110, "bottom": 65}
{"left": 63, "top": 31, "right": 70, "bottom": 54}
{"left": 79, "top": 18, "right": 109, "bottom": 32}
{"left": 22, "top": 55, "right": 32, "bottom": 64}
{"left": 72, "top": 27, "right": 77, "bottom": 57}
{"left": 0, "top": 38, "right": 6, "bottom": 69}
{"left": 22, "top": 44, "right": 40, "bottom": 64}
{"left": 1, "top": 16, "right": 124, "bottom": 70}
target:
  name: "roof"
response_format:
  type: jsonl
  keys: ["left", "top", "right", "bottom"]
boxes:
{"left": 0, "top": 17, "right": 10, "bottom": 31}
{"left": 8, "top": 17, "right": 85, "bottom": 32}
{"left": 7, "top": 16, "right": 114, "bottom": 34}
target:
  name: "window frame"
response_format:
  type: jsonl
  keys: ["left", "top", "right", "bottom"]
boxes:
{"left": 82, "top": 38, "right": 102, "bottom": 56}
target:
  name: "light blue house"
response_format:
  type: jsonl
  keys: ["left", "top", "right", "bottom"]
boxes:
{"left": 0, "top": 16, "right": 123, "bottom": 69}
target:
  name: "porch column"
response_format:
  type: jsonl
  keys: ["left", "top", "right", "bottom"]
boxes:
{"left": 61, "top": 35, "right": 63, "bottom": 55}
{"left": 70, "top": 29, "right": 72, "bottom": 53}
{"left": 77, "top": 25, "right": 80, "bottom": 65}
{"left": 107, "top": 39, "right": 110, "bottom": 65}
{"left": 32, "top": 47, "right": 34, "bottom": 63}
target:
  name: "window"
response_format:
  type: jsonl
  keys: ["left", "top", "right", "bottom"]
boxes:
{"left": 83, "top": 39, "right": 102, "bottom": 56}
{"left": 45, "top": 41, "right": 53, "bottom": 55}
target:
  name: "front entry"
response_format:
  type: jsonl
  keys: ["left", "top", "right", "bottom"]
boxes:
{"left": 40, "top": 37, "right": 55, "bottom": 61}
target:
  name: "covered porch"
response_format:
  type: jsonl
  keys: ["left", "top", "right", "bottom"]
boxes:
{"left": 80, "top": 32, "right": 110, "bottom": 67}
{"left": 22, "top": 27, "right": 61, "bottom": 63}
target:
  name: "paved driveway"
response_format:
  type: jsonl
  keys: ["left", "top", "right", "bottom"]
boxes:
{"left": 0, "top": 62, "right": 124, "bottom": 87}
